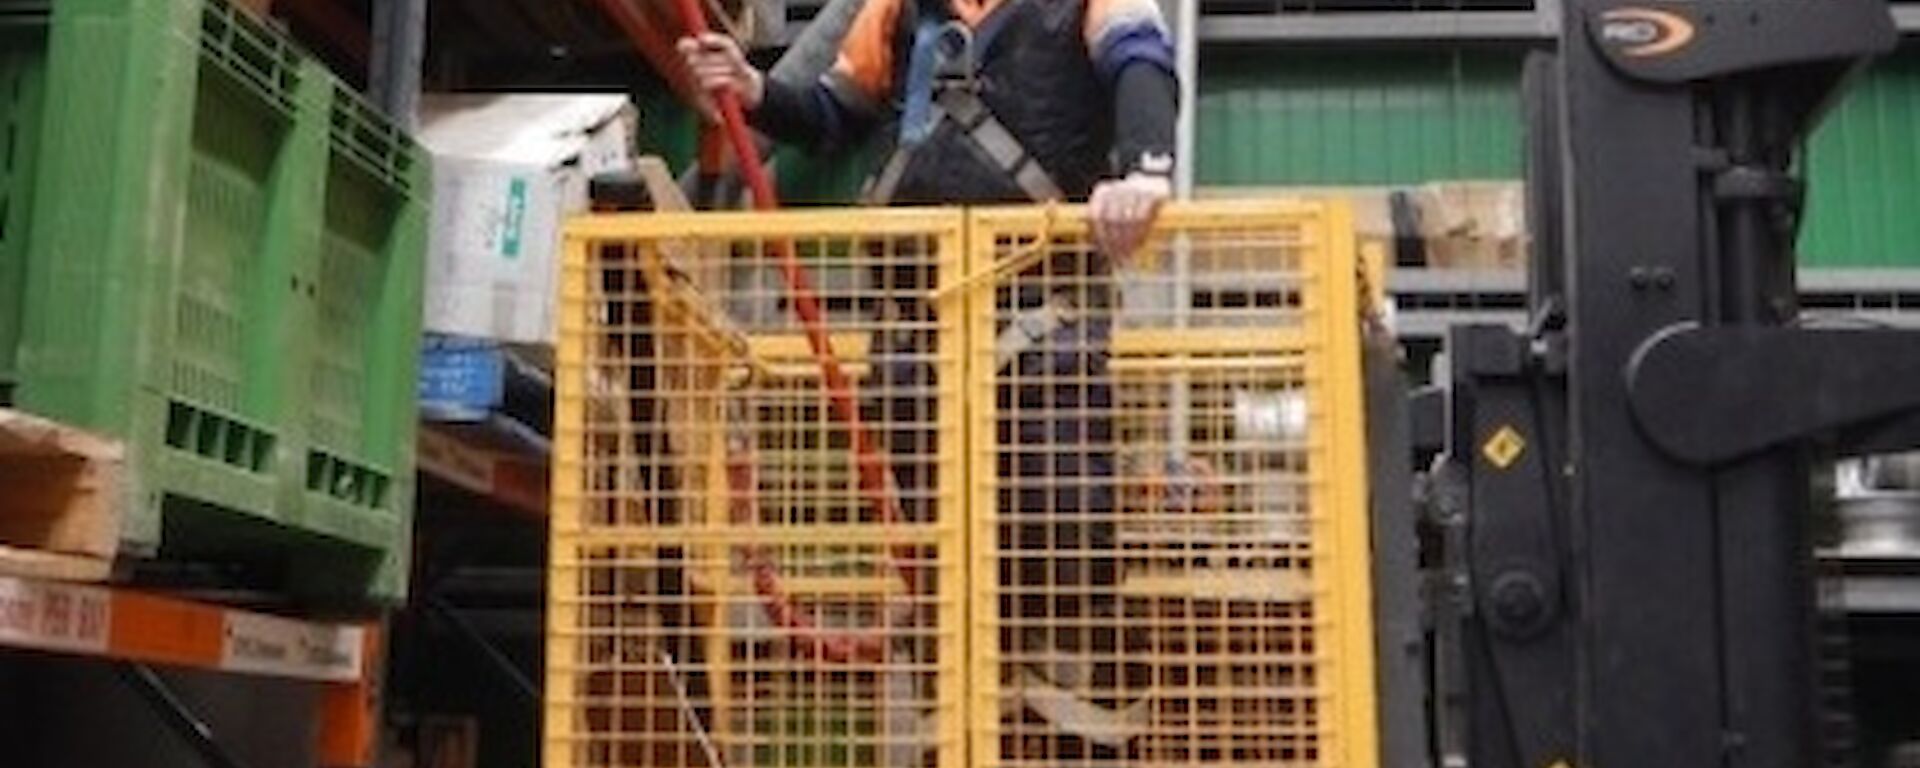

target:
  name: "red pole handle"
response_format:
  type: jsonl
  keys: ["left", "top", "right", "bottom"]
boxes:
{"left": 672, "top": 0, "right": 919, "bottom": 662}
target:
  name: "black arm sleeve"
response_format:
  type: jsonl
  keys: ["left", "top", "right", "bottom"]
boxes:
{"left": 1111, "top": 61, "right": 1178, "bottom": 175}
{"left": 749, "top": 77, "right": 885, "bottom": 153}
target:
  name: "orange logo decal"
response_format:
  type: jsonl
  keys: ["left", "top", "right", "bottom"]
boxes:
{"left": 1600, "top": 8, "right": 1697, "bottom": 57}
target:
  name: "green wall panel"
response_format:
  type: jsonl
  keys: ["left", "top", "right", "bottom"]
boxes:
{"left": 774, "top": 140, "right": 879, "bottom": 204}
{"left": 1801, "top": 52, "right": 1920, "bottom": 267}
{"left": 1196, "top": 47, "right": 1920, "bottom": 268}
{"left": 1196, "top": 49, "right": 1524, "bottom": 186}
{"left": 635, "top": 87, "right": 703, "bottom": 177}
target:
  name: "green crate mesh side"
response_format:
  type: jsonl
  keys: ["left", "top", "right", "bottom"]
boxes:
{"left": 306, "top": 448, "right": 393, "bottom": 512}
{"left": 311, "top": 145, "right": 417, "bottom": 515}
{"left": 176, "top": 70, "right": 284, "bottom": 420}
{"left": 329, "top": 84, "right": 419, "bottom": 200}
{"left": 197, "top": 0, "right": 299, "bottom": 118}
{"left": 0, "top": 24, "right": 45, "bottom": 394}
{"left": 315, "top": 160, "right": 393, "bottom": 455}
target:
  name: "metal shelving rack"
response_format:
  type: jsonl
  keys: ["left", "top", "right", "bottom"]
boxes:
{"left": 1390, "top": 267, "right": 1920, "bottom": 341}
{"left": 0, "top": 567, "right": 381, "bottom": 766}
{"left": 1832, "top": 554, "right": 1920, "bottom": 615}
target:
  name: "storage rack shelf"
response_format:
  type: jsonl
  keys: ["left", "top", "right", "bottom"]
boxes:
{"left": 1390, "top": 267, "right": 1920, "bottom": 341}
{"left": 0, "top": 570, "right": 380, "bottom": 764}
{"left": 1829, "top": 553, "right": 1920, "bottom": 616}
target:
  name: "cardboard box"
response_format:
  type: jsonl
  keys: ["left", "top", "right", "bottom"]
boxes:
{"left": 417, "top": 94, "right": 638, "bottom": 344}
{"left": 1414, "top": 181, "right": 1528, "bottom": 270}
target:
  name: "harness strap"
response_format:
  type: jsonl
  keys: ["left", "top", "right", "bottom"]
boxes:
{"left": 937, "top": 87, "right": 1064, "bottom": 201}
{"left": 871, "top": 86, "right": 1064, "bottom": 203}
{"left": 993, "top": 291, "right": 1080, "bottom": 373}
{"left": 870, "top": 0, "right": 1064, "bottom": 205}
{"left": 897, "top": 3, "right": 945, "bottom": 147}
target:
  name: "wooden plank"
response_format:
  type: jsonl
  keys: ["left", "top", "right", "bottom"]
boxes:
{"left": 635, "top": 156, "right": 693, "bottom": 213}
{"left": 0, "top": 545, "right": 111, "bottom": 583}
{"left": 0, "top": 409, "right": 123, "bottom": 561}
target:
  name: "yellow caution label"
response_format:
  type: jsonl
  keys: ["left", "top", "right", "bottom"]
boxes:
{"left": 1482, "top": 426, "right": 1528, "bottom": 470}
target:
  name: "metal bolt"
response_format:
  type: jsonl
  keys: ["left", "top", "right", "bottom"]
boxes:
{"left": 1771, "top": 296, "right": 1795, "bottom": 321}
{"left": 1488, "top": 570, "right": 1554, "bottom": 640}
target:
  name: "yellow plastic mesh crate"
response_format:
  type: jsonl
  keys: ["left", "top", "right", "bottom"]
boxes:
{"left": 550, "top": 201, "right": 1375, "bottom": 768}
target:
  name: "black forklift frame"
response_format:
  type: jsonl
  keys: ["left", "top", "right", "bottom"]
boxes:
{"left": 1425, "top": 0, "right": 1913, "bottom": 765}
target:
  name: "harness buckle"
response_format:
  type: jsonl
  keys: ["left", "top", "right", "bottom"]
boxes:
{"left": 930, "top": 21, "right": 976, "bottom": 91}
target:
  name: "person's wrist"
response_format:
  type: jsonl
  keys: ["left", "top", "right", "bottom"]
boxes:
{"left": 741, "top": 68, "right": 767, "bottom": 110}
{"left": 1127, "top": 151, "right": 1175, "bottom": 183}
{"left": 1130, "top": 171, "right": 1172, "bottom": 194}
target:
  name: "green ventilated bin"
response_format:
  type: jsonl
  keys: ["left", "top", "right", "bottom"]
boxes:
{"left": 298, "top": 82, "right": 428, "bottom": 600}
{"left": 1, "top": 0, "right": 426, "bottom": 604}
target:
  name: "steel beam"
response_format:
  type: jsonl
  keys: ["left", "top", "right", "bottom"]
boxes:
{"left": 1197, "top": 10, "right": 1549, "bottom": 41}
{"left": 369, "top": 0, "right": 427, "bottom": 128}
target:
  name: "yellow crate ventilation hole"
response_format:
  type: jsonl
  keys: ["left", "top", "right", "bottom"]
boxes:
{"left": 548, "top": 201, "right": 1377, "bottom": 768}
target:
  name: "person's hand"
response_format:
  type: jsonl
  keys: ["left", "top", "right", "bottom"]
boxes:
{"left": 1089, "top": 172, "right": 1172, "bottom": 261}
{"left": 676, "top": 33, "right": 765, "bottom": 114}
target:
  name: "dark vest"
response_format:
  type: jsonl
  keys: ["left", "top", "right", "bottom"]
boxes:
{"left": 879, "top": 0, "right": 1112, "bottom": 205}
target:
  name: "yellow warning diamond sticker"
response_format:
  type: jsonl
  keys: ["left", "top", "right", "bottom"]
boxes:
{"left": 1482, "top": 426, "right": 1527, "bottom": 470}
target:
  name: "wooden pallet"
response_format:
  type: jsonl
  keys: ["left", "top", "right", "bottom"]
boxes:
{"left": 0, "top": 409, "right": 124, "bottom": 582}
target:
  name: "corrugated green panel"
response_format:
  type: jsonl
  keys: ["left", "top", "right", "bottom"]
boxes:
{"left": 776, "top": 139, "right": 881, "bottom": 204}
{"left": 1197, "top": 49, "right": 1524, "bottom": 186}
{"left": 1194, "top": 47, "right": 1920, "bottom": 268}
{"left": 1800, "top": 55, "right": 1920, "bottom": 267}
{"left": 635, "top": 86, "right": 703, "bottom": 172}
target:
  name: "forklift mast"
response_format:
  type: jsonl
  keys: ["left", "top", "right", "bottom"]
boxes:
{"left": 1426, "top": 0, "right": 1909, "bottom": 765}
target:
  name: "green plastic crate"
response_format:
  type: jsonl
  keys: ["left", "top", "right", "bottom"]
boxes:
{"left": 299, "top": 82, "right": 429, "bottom": 600}
{"left": 3, "top": 0, "right": 426, "bottom": 604}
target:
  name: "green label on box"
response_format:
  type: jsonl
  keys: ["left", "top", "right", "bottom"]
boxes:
{"left": 502, "top": 178, "right": 528, "bottom": 259}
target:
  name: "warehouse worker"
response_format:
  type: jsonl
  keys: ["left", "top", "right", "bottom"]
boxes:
{"left": 676, "top": 0, "right": 1177, "bottom": 245}
{"left": 681, "top": 0, "right": 1175, "bottom": 757}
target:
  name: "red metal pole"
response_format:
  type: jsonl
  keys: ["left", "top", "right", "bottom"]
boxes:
{"left": 670, "top": 0, "right": 918, "bottom": 663}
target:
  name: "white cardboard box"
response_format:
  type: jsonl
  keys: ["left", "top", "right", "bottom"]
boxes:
{"left": 417, "top": 94, "right": 638, "bottom": 344}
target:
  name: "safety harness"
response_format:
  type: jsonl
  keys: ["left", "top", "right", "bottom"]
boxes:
{"left": 866, "top": 0, "right": 1064, "bottom": 204}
